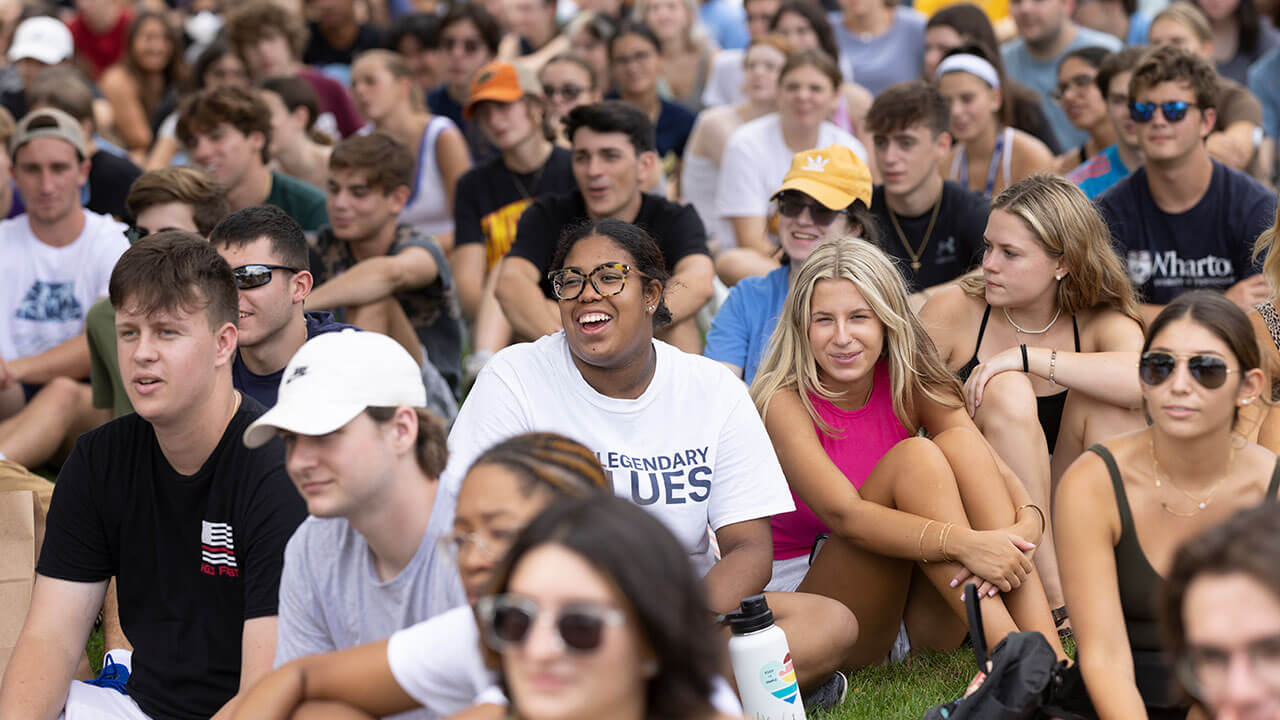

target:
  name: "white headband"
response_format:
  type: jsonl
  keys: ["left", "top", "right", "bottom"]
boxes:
{"left": 935, "top": 54, "right": 1001, "bottom": 89}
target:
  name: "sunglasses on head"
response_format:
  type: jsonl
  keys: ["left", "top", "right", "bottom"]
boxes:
{"left": 476, "top": 594, "right": 626, "bottom": 654}
{"left": 1138, "top": 351, "right": 1235, "bottom": 389}
{"left": 776, "top": 194, "right": 850, "bottom": 226}
{"left": 1129, "top": 100, "right": 1199, "bottom": 123}
{"left": 232, "top": 264, "right": 301, "bottom": 290}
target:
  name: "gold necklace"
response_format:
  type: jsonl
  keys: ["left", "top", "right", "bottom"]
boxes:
{"left": 1150, "top": 437, "right": 1233, "bottom": 517}
{"left": 886, "top": 193, "right": 942, "bottom": 272}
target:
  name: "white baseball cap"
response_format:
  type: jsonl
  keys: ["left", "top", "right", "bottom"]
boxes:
{"left": 8, "top": 17, "right": 73, "bottom": 65}
{"left": 242, "top": 330, "right": 427, "bottom": 449}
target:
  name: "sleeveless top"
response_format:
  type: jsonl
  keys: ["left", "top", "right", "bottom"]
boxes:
{"left": 770, "top": 361, "right": 912, "bottom": 561}
{"left": 950, "top": 125, "right": 1015, "bottom": 200}
{"left": 1087, "top": 444, "right": 1280, "bottom": 715}
{"left": 399, "top": 115, "right": 457, "bottom": 238}
{"left": 956, "top": 305, "right": 1079, "bottom": 452}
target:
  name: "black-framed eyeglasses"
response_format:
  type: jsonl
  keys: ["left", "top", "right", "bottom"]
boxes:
{"left": 1129, "top": 100, "right": 1199, "bottom": 123}
{"left": 1050, "top": 73, "right": 1097, "bottom": 101}
{"left": 476, "top": 594, "right": 626, "bottom": 654}
{"left": 232, "top": 264, "right": 302, "bottom": 290}
{"left": 543, "top": 83, "right": 585, "bottom": 101}
{"left": 547, "top": 262, "right": 646, "bottom": 301}
{"left": 775, "top": 194, "right": 850, "bottom": 226}
{"left": 1138, "top": 352, "right": 1236, "bottom": 389}
{"left": 1176, "top": 633, "right": 1280, "bottom": 703}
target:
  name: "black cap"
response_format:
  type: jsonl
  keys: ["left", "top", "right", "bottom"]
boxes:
{"left": 722, "top": 594, "right": 774, "bottom": 635}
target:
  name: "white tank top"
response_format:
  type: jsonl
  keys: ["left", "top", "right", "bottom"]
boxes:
{"left": 398, "top": 115, "right": 457, "bottom": 237}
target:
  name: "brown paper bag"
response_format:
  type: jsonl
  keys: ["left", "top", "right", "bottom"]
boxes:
{"left": 0, "top": 489, "right": 47, "bottom": 681}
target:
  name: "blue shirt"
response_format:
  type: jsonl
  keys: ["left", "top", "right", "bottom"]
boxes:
{"left": 1002, "top": 26, "right": 1123, "bottom": 151}
{"left": 1066, "top": 144, "right": 1131, "bottom": 200}
{"left": 829, "top": 6, "right": 926, "bottom": 96}
{"left": 700, "top": 0, "right": 749, "bottom": 50}
{"left": 704, "top": 265, "right": 790, "bottom": 384}
{"left": 232, "top": 312, "right": 356, "bottom": 408}
{"left": 1248, "top": 46, "right": 1280, "bottom": 141}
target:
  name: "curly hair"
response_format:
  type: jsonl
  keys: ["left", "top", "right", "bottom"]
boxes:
{"left": 176, "top": 86, "right": 273, "bottom": 164}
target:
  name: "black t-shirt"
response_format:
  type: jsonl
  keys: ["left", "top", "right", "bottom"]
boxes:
{"left": 870, "top": 180, "right": 988, "bottom": 291}
{"left": 313, "top": 225, "right": 464, "bottom": 394}
{"left": 302, "top": 22, "right": 388, "bottom": 67}
{"left": 88, "top": 150, "right": 142, "bottom": 223}
{"left": 1097, "top": 161, "right": 1277, "bottom": 305}
{"left": 232, "top": 311, "right": 356, "bottom": 408}
{"left": 454, "top": 147, "right": 578, "bottom": 269}
{"left": 508, "top": 191, "right": 710, "bottom": 299}
{"left": 37, "top": 396, "right": 306, "bottom": 720}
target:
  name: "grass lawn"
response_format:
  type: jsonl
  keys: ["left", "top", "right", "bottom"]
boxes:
{"left": 813, "top": 648, "right": 975, "bottom": 720}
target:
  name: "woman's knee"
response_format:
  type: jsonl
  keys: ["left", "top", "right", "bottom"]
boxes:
{"left": 974, "top": 372, "right": 1039, "bottom": 426}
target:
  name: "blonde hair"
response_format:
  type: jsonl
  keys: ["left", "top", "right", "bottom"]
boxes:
{"left": 961, "top": 174, "right": 1143, "bottom": 327}
{"left": 354, "top": 49, "right": 425, "bottom": 112}
{"left": 1151, "top": 3, "right": 1213, "bottom": 45}
{"left": 750, "top": 238, "right": 964, "bottom": 435}
{"left": 1253, "top": 204, "right": 1280, "bottom": 294}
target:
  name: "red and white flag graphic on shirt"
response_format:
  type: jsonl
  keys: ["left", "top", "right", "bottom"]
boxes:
{"left": 201, "top": 521, "right": 237, "bottom": 568}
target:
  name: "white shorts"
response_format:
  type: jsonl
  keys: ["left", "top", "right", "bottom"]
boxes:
{"left": 58, "top": 650, "right": 152, "bottom": 720}
{"left": 765, "top": 555, "right": 810, "bottom": 592}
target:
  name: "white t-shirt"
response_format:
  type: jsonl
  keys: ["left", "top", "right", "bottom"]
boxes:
{"left": 717, "top": 114, "right": 868, "bottom": 220}
{"left": 386, "top": 606, "right": 744, "bottom": 718}
{"left": 702, "top": 49, "right": 745, "bottom": 108}
{"left": 0, "top": 211, "right": 128, "bottom": 361}
{"left": 441, "top": 333, "right": 795, "bottom": 576}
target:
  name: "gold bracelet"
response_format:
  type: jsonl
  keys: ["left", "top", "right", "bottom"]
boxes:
{"left": 1016, "top": 503, "right": 1046, "bottom": 537}
{"left": 940, "top": 522, "right": 956, "bottom": 563}
{"left": 918, "top": 520, "right": 936, "bottom": 563}
{"left": 1049, "top": 349, "right": 1058, "bottom": 386}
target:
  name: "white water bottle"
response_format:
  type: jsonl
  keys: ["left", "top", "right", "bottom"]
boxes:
{"left": 725, "top": 594, "right": 808, "bottom": 720}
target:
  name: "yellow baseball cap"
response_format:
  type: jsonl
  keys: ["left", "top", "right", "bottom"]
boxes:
{"left": 464, "top": 61, "right": 542, "bottom": 119}
{"left": 772, "top": 145, "right": 873, "bottom": 210}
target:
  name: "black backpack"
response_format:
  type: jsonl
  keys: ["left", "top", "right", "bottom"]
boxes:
{"left": 922, "top": 585, "right": 1087, "bottom": 720}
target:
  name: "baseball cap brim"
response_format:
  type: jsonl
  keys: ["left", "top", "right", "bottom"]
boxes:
{"left": 242, "top": 399, "right": 367, "bottom": 449}
{"left": 8, "top": 42, "right": 61, "bottom": 65}
{"left": 773, "top": 177, "right": 862, "bottom": 210}
{"left": 463, "top": 87, "right": 525, "bottom": 119}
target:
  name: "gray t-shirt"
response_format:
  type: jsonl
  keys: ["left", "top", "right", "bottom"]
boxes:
{"left": 274, "top": 484, "right": 466, "bottom": 719}
{"left": 1001, "top": 26, "right": 1122, "bottom": 151}
{"left": 829, "top": 6, "right": 926, "bottom": 96}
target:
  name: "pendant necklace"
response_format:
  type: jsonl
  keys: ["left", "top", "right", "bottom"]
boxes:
{"left": 887, "top": 194, "right": 942, "bottom": 272}
{"left": 1150, "top": 437, "right": 1232, "bottom": 517}
{"left": 1003, "top": 306, "right": 1061, "bottom": 335}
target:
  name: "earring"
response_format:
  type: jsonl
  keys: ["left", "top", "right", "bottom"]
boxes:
{"left": 1055, "top": 274, "right": 1063, "bottom": 281}
{"left": 647, "top": 305, "right": 656, "bottom": 312}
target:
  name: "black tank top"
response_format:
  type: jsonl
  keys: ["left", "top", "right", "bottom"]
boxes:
{"left": 956, "top": 305, "right": 1080, "bottom": 451}
{"left": 1087, "top": 444, "right": 1280, "bottom": 715}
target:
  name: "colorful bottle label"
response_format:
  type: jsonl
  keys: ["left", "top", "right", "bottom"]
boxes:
{"left": 759, "top": 652, "right": 800, "bottom": 705}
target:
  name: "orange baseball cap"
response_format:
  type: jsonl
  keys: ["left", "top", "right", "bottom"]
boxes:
{"left": 464, "top": 61, "right": 542, "bottom": 119}
{"left": 772, "top": 145, "right": 873, "bottom": 210}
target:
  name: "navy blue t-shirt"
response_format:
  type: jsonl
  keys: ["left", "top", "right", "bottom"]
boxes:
{"left": 1097, "top": 161, "right": 1277, "bottom": 305}
{"left": 427, "top": 85, "right": 497, "bottom": 163}
{"left": 232, "top": 312, "right": 355, "bottom": 408}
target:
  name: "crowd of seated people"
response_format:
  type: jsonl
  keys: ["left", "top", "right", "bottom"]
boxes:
{"left": 1, "top": 0, "right": 1280, "bottom": 717}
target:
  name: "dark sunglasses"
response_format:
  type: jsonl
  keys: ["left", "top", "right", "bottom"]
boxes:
{"left": 543, "top": 84, "right": 585, "bottom": 101}
{"left": 476, "top": 594, "right": 626, "bottom": 654}
{"left": 442, "top": 37, "right": 482, "bottom": 54}
{"left": 1129, "top": 100, "right": 1199, "bottom": 123}
{"left": 776, "top": 195, "right": 850, "bottom": 226}
{"left": 1138, "top": 351, "right": 1235, "bottom": 389}
{"left": 124, "top": 225, "right": 185, "bottom": 244}
{"left": 232, "top": 264, "right": 301, "bottom": 290}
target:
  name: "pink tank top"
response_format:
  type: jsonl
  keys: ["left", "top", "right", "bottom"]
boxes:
{"left": 770, "top": 361, "right": 912, "bottom": 560}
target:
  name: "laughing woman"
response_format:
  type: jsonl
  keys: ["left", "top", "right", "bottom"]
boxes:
{"left": 1056, "top": 292, "right": 1278, "bottom": 719}
{"left": 751, "top": 236, "right": 1066, "bottom": 669}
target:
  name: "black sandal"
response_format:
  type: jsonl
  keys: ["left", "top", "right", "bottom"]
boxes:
{"left": 1052, "top": 606, "right": 1072, "bottom": 639}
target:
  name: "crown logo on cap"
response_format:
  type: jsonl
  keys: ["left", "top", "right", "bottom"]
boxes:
{"left": 803, "top": 155, "right": 829, "bottom": 172}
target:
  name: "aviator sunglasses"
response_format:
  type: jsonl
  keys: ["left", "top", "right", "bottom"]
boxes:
{"left": 476, "top": 594, "right": 626, "bottom": 654}
{"left": 1138, "top": 352, "right": 1235, "bottom": 389}
{"left": 1129, "top": 100, "right": 1199, "bottom": 124}
{"left": 232, "top": 264, "right": 302, "bottom": 290}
